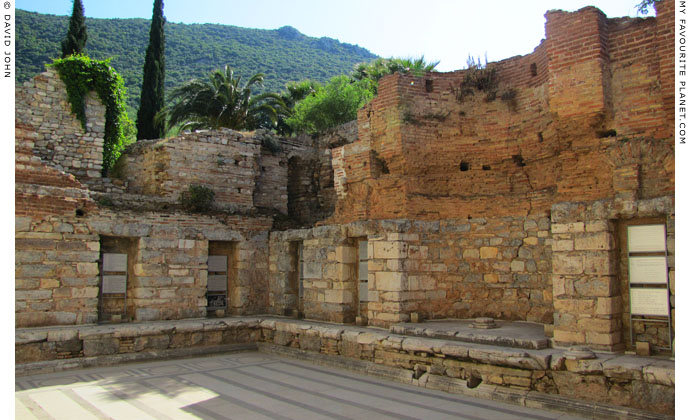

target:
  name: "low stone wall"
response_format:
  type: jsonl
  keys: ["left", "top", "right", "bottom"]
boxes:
{"left": 16, "top": 317, "right": 674, "bottom": 417}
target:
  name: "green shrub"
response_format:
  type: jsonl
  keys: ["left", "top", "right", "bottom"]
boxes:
{"left": 96, "top": 196, "right": 114, "bottom": 206}
{"left": 50, "top": 55, "right": 135, "bottom": 173}
{"left": 286, "top": 75, "right": 374, "bottom": 135}
{"left": 457, "top": 55, "right": 499, "bottom": 103}
{"left": 178, "top": 184, "right": 215, "bottom": 212}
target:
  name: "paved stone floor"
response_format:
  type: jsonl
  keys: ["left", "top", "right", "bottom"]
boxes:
{"left": 16, "top": 352, "right": 589, "bottom": 420}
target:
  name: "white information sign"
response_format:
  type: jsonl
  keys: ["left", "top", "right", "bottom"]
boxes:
{"left": 103, "top": 253, "right": 127, "bottom": 272}
{"left": 208, "top": 255, "right": 228, "bottom": 272}
{"left": 629, "top": 256, "right": 668, "bottom": 284}
{"left": 630, "top": 288, "right": 669, "bottom": 316}
{"left": 207, "top": 275, "right": 228, "bottom": 292}
{"left": 102, "top": 275, "right": 127, "bottom": 294}
{"left": 628, "top": 225, "right": 666, "bottom": 253}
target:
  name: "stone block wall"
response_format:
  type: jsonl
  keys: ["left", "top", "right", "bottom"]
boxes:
{"left": 269, "top": 217, "right": 554, "bottom": 329}
{"left": 16, "top": 201, "right": 276, "bottom": 328}
{"left": 385, "top": 217, "right": 553, "bottom": 326}
{"left": 15, "top": 215, "right": 100, "bottom": 327}
{"left": 550, "top": 197, "right": 674, "bottom": 351}
{"left": 121, "top": 130, "right": 270, "bottom": 212}
{"left": 285, "top": 122, "right": 357, "bottom": 226}
{"left": 15, "top": 69, "right": 105, "bottom": 184}
{"left": 16, "top": 78, "right": 282, "bottom": 327}
{"left": 254, "top": 149, "right": 288, "bottom": 213}
{"left": 16, "top": 125, "right": 100, "bottom": 327}
{"left": 269, "top": 226, "right": 358, "bottom": 323}
{"left": 88, "top": 210, "right": 274, "bottom": 322}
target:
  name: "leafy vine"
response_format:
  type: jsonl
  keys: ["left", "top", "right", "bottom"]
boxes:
{"left": 50, "top": 55, "right": 134, "bottom": 173}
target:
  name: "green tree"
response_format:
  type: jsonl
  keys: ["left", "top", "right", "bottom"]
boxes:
{"left": 352, "top": 56, "right": 439, "bottom": 92}
{"left": 136, "top": 0, "right": 166, "bottom": 140}
{"left": 275, "top": 80, "right": 319, "bottom": 135}
{"left": 17, "top": 9, "right": 377, "bottom": 112}
{"left": 286, "top": 75, "right": 374, "bottom": 135}
{"left": 60, "top": 0, "right": 87, "bottom": 57}
{"left": 162, "top": 65, "right": 287, "bottom": 131}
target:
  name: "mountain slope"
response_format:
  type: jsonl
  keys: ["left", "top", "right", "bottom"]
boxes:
{"left": 16, "top": 9, "right": 377, "bottom": 113}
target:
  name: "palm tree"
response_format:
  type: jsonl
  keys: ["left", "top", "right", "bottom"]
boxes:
{"left": 352, "top": 56, "right": 439, "bottom": 82}
{"left": 162, "top": 65, "right": 287, "bottom": 131}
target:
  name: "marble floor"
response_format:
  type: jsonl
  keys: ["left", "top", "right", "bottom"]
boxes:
{"left": 16, "top": 351, "right": 589, "bottom": 420}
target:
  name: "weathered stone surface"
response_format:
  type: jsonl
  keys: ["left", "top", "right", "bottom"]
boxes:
{"left": 134, "top": 335, "right": 171, "bottom": 352}
{"left": 16, "top": 331, "right": 48, "bottom": 345}
{"left": 401, "top": 337, "right": 434, "bottom": 354}
{"left": 82, "top": 338, "right": 119, "bottom": 357}
{"left": 552, "top": 254, "right": 584, "bottom": 275}
{"left": 643, "top": 364, "right": 675, "bottom": 386}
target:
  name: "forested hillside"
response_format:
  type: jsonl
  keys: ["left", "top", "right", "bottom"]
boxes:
{"left": 16, "top": 9, "right": 377, "bottom": 113}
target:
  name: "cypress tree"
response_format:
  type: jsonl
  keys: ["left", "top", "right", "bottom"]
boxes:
{"left": 136, "top": 0, "right": 166, "bottom": 140}
{"left": 61, "top": 0, "right": 87, "bottom": 58}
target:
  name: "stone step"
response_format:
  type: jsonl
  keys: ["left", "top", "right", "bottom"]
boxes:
{"left": 390, "top": 319, "right": 550, "bottom": 350}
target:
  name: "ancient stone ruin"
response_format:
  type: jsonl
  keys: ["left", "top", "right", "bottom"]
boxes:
{"left": 15, "top": 3, "right": 675, "bottom": 417}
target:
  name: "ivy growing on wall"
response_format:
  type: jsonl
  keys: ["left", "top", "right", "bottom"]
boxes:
{"left": 50, "top": 55, "right": 134, "bottom": 173}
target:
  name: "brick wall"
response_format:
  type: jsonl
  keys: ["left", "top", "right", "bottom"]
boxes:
{"left": 330, "top": 4, "right": 673, "bottom": 224}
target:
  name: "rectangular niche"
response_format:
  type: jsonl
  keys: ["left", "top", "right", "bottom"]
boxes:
{"left": 207, "top": 241, "right": 238, "bottom": 316}
{"left": 286, "top": 241, "right": 304, "bottom": 318}
{"left": 626, "top": 223, "right": 672, "bottom": 352}
{"left": 99, "top": 236, "right": 137, "bottom": 323}
{"left": 357, "top": 238, "right": 369, "bottom": 319}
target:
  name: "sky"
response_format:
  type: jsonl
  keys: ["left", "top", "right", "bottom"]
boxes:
{"left": 16, "top": 0, "right": 653, "bottom": 72}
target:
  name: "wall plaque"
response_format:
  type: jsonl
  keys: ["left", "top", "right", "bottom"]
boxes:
{"left": 359, "top": 261, "right": 368, "bottom": 281}
{"left": 628, "top": 225, "right": 666, "bottom": 253}
{"left": 359, "top": 282, "right": 369, "bottom": 302}
{"left": 102, "top": 275, "right": 127, "bottom": 294}
{"left": 359, "top": 240, "right": 368, "bottom": 258}
{"left": 207, "top": 275, "right": 227, "bottom": 292}
{"left": 630, "top": 288, "right": 669, "bottom": 316}
{"left": 208, "top": 255, "right": 227, "bottom": 272}
{"left": 629, "top": 256, "right": 668, "bottom": 284}
{"left": 103, "top": 253, "right": 127, "bottom": 272}
{"left": 207, "top": 294, "right": 227, "bottom": 308}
